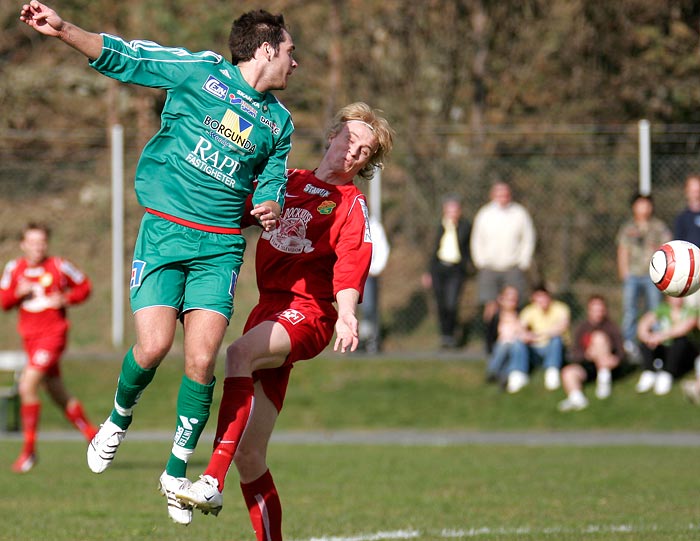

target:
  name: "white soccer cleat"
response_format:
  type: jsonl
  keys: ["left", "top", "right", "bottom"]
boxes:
{"left": 87, "top": 418, "right": 126, "bottom": 473}
{"left": 159, "top": 471, "right": 194, "bottom": 525}
{"left": 12, "top": 452, "right": 37, "bottom": 474}
{"left": 544, "top": 367, "right": 561, "bottom": 391}
{"left": 176, "top": 474, "right": 223, "bottom": 517}
{"left": 635, "top": 370, "right": 656, "bottom": 393}
{"left": 557, "top": 393, "right": 589, "bottom": 412}
{"left": 506, "top": 371, "right": 529, "bottom": 394}
{"left": 653, "top": 371, "right": 673, "bottom": 396}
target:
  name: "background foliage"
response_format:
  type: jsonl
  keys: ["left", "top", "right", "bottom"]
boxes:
{"left": 2, "top": 0, "right": 700, "bottom": 352}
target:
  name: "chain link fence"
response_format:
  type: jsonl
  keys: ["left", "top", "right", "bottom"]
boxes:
{"left": 1, "top": 124, "right": 699, "bottom": 355}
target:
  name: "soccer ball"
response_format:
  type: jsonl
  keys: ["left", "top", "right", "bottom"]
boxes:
{"left": 649, "top": 240, "right": 700, "bottom": 297}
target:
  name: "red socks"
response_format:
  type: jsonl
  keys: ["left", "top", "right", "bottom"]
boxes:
{"left": 204, "top": 376, "right": 254, "bottom": 491}
{"left": 241, "top": 469, "right": 282, "bottom": 541}
{"left": 64, "top": 400, "right": 98, "bottom": 441}
{"left": 20, "top": 403, "right": 40, "bottom": 455}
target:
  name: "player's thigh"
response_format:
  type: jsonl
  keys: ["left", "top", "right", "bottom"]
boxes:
{"left": 226, "top": 320, "right": 292, "bottom": 377}
{"left": 130, "top": 215, "right": 187, "bottom": 312}
{"left": 182, "top": 309, "right": 229, "bottom": 382}
{"left": 182, "top": 238, "right": 245, "bottom": 320}
{"left": 133, "top": 306, "right": 179, "bottom": 365}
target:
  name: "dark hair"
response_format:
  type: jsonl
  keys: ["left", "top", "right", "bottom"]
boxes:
{"left": 531, "top": 282, "right": 549, "bottom": 295}
{"left": 228, "top": 10, "right": 288, "bottom": 64}
{"left": 21, "top": 222, "right": 50, "bottom": 240}
{"left": 630, "top": 192, "right": 653, "bottom": 207}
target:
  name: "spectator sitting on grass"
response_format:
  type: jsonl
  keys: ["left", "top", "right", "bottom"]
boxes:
{"left": 558, "top": 294, "right": 625, "bottom": 412}
{"left": 636, "top": 295, "right": 699, "bottom": 396}
{"left": 485, "top": 285, "right": 528, "bottom": 392}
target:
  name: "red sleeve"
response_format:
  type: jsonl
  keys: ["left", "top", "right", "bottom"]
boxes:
{"left": 58, "top": 258, "right": 92, "bottom": 305}
{"left": 0, "top": 260, "right": 21, "bottom": 311}
{"left": 332, "top": 195, "right": 372, "bottom": 301}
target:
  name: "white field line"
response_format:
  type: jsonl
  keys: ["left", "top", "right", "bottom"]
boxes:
{"left": 294, "top": 523, "right": 700, "bottom": 541}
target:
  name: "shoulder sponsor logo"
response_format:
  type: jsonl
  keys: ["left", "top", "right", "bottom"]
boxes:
{"left": 229, "top": 96, "right": 258, "bottom": 118}
{"left": 202, "top": 75, "right": 229, "bottom": 100}
{"left": 219, "top": 68, "right": 231, "bottom": 79}
{"left": 359, "top": 198, "right": 372, "bottom": 243}
{"left": 236, "top": 89, "right": 260, "bottom": 108}
{"left": 203, "top": 111, "right": 257, "bottom": 153}
{"left": 260, "top": 116, "right": 280, "bottom": 135}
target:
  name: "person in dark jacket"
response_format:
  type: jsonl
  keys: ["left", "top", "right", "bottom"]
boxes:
{"left": 422, "top": 194, "right": 471, "bottom": 348}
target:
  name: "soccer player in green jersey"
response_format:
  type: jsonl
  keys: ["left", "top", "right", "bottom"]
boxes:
{"left": 20, "top": 0, "right": 297, "bottom": 525}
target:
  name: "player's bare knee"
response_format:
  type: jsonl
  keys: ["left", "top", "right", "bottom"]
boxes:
{"left": 233, "top": 447, "right": 266, "bottom": 477}
{"left": 133, "top": 341, "right": 170, "bottom": 367}
{"left": 225, "top": 342, "right": 255, "bottom": 373}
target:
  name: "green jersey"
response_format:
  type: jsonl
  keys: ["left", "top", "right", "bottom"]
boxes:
{"left": 90, "top": 34, "right": 293, "bottom": 229}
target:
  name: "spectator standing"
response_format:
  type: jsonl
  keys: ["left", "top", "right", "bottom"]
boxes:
{"left": 616, "top": 193, "right": 671, "bottom": 360}
{"left": 0, "top": 223, "right": 97, "bottom": 473}
{"left": 635, "top": 295, "right": 699, "bottom": 395}
{"left": 422, "top": 195, "right": 471, "bottom": 349}
{"left": 470, "top": 182, "right": 536, "bottom": 342}
{"left": 674, "top": 174, "right": 700, "bottom": 246}
{"left": 358, "top": 215, "right": 390, "bottom": 353}
{"left": 484, "top": 285, "right": 528, "bottom": 392}
{"left": 505, "top": 284, "right": 570, "bottom": 392}
{"left": 557, "top": 295, "right": 625, "bottom": 412}
{"left": 674, "top": 174, "right": 700, "bottom": 309}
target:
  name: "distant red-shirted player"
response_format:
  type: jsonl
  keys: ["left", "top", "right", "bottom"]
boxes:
{"left": 0, "top": 222, "right": 97, "bottom": 473}
{"left": 176, "top": 102, "right": 394, "bottom": 539}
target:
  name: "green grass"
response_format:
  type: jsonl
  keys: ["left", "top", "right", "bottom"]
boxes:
{"left": 26, "top": 355, "right": 700, "bottom": 432}
{"left": 1, "top": 441, "right": 700, "bottom": 540}
{"left": 3, "top": 355, "right": 700, "bottom": 540}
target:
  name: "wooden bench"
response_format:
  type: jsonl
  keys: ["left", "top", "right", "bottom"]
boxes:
{"left": 0, "top": 351, "right": 26, "bottom": 432}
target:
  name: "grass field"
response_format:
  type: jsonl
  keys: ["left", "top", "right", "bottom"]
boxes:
{"left": 2, "top": 355, "right": 700, "bottom": 540}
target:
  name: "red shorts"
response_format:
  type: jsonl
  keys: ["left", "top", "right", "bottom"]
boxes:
{"left": 247, "top": 296, "right": 336, "bottom": 412}
{"left": 23, "top": 332, "right": 66, "bottom": 377}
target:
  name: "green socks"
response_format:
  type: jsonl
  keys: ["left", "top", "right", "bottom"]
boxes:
{"left": 165, "top": 375, "right": 215, "bottom": 478}
{"left": 109, "top": 347, "right": 157, "bottom": 430}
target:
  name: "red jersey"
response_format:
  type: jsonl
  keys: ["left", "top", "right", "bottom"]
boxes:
{"left": 249, "top": 169, "right": 373, "bottom": 307}
{"left": 0, "top": 256, "right": 91, "bottom": 339}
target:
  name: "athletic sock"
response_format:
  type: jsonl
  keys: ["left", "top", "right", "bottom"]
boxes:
{"left": 64, "top": 400, "right": 98, "bottom": 441}
{"left": 241, "top": 469, "right": 282, "bottom": 541}
{"left": 204, "top": 376, "right": 254, "bottom": 491}
{"left": 597, "top": 368, "right": 612, "bottom": 384}
{"left": 165, "top": 374, "right": 215, "bottom": 478}
{"left": 110, "top": 346, "right": 156, "bottom": 430}
{"left": 20, "top": 402, "right": 41, "bottom": 456}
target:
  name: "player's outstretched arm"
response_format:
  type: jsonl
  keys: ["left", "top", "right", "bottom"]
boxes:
{"left": 334, "top": 288, "right": 360, "bottom": 354}
{"left": 20, "top": 1, "right": 103, "bottom": 60}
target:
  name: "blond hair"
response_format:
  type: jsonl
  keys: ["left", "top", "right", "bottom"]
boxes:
{"left": 327, "top": 102, "right": 394, "bottom": 180}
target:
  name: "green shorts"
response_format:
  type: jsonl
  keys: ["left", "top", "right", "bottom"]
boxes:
{"left": 129, "top": 213, "right": 246, "bottom": 320}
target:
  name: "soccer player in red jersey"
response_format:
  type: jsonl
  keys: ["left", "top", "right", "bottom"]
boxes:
{"left": 176, "top": 102, "right": 394, "bottom": 539}
{"left": 0, "top": 223, "right": 97, "bottom": 473}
